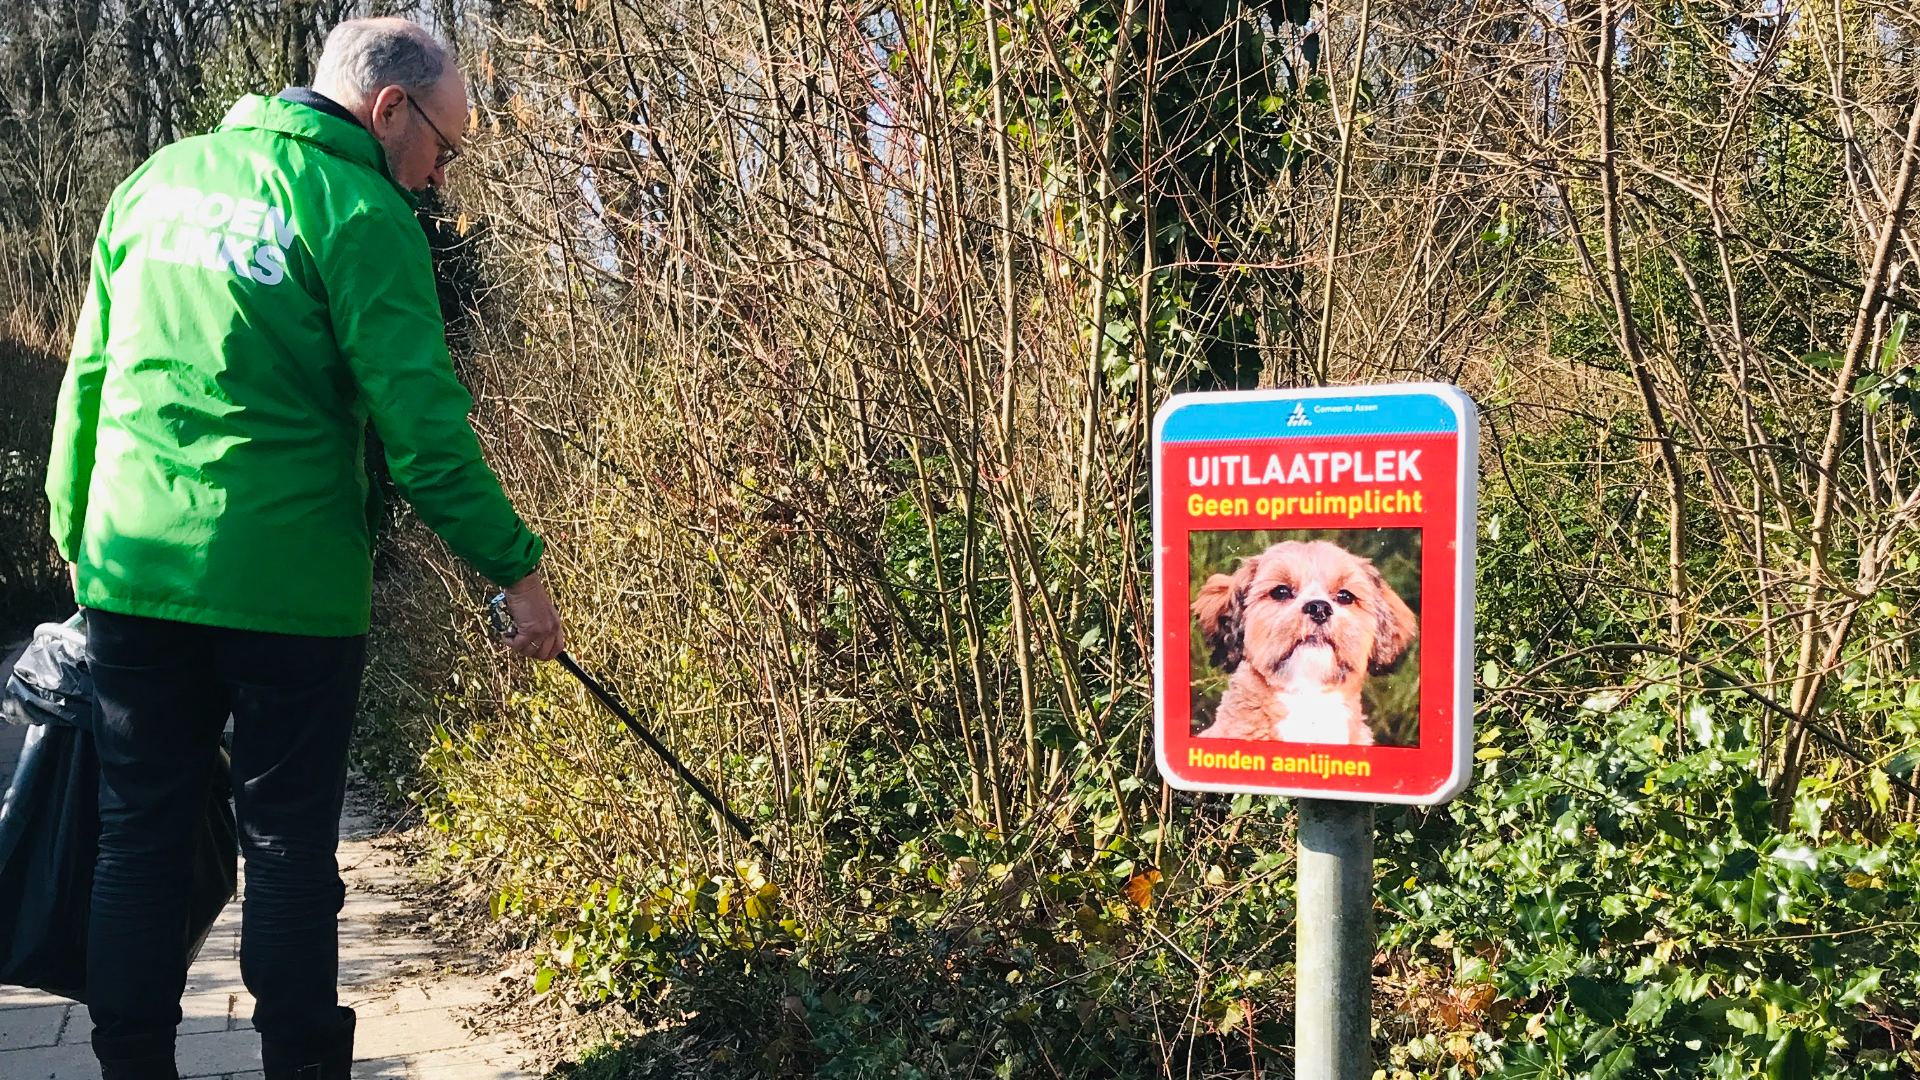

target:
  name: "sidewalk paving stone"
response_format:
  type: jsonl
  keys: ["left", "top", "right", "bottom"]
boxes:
{"left": 413, "top": 1061, "right": 528, "bottom": 1080}
{"left": 407, "top": 1036, "right": 525, "bottom": 1067}
{"left": 356, "top": 1007, "right": 479, "bottom": 1058}
{"left": 176, "top": 1027, "right": 262, "bottom": 1076}
{"left": 0, "top": 1035, "right": 97, "bottom": 1078}
{"left": 0, "top": 1003, "right": 68, "bottom": 1051}
{"left": 58, "top": 1006, "right": 88, "bottom": 1044}
{"left": 350, "top": 980, "right": 494, "bottom": 1017}
{"left": 0, "top": 983, "right": 62, "bottom": 1010}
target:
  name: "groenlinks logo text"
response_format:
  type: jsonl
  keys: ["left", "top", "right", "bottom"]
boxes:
{"left": 134, "top": 184, "right": 293, "bottom": 286}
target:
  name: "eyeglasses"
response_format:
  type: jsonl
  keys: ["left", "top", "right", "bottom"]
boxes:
{"left": 407, "top": 94, "right": 462, "bottom": 170}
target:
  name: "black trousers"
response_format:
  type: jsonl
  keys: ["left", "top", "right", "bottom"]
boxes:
{"left": 84, "top": 608, "right": 363, "bottom": 1064}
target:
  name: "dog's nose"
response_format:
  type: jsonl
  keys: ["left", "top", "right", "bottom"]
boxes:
{"left": 1302, "top": 599, "right": 1332, "bottom": 624}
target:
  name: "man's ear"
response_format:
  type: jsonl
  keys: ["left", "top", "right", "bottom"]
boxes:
{"left": 367, "top": 84, "right": 409, "bottom": 139}
{"left": 1194, "top": 556, "right": 1258, "bottom": 671}
{"left": 1367, "top": 566, "right": 1418, "bottom": 674}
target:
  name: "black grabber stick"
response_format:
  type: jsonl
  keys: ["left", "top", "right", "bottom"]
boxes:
{"left": 489, "top": 593, "right": 763, "bottom": 851}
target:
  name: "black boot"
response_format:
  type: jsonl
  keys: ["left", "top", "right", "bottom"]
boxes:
{"left": 93, "top": 1028, "right": 179, "bottom": 1080}
{"left": 260, "top": 1006, "right": 355, "bottom": 1080}
{"left": 97, "top": 1054, "right": 179, "bottom": 1080}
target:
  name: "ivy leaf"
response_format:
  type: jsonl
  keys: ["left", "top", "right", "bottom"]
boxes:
{"left": 1036, "top": 722, "right": 1079, "bottom": 751}
{"left": 1122, "top": 869, "right": 1162, "bottom": 910}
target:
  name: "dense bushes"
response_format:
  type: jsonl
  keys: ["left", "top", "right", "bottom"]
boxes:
{"left": 385, "top": 454, "right": 1920, "bottom": 1078}
{"left": 366, "top": 0, "right": 1920, "bottom": 1073}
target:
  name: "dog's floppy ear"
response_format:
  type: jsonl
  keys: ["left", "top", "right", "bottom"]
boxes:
{"left": 1367, "top": 566, "right": 1418, "bottom": 675}
{"left": 1194, "top": 557, "right": 1258, "bottom": 671}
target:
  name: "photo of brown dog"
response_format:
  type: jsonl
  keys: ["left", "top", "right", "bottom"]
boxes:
{"left": 1191, "top": 538, "right": 1419, "bottom": 746}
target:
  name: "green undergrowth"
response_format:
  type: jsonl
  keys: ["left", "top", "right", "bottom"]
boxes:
{"left": 454, "top": 684, "right": 1920, "bottom": 1080}
{"left": 369, "top": 431, "right": 1920, "bottom": 1078}
{"left": 383, "top": 641, "right": 1920, "bottom": 1077}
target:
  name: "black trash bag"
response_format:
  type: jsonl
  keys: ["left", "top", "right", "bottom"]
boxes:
{"left": 0, "top": 617, "right": 239, "bottom": 1002}
{"left": 0, "top": 720, "right": 99, "bottom": 999}
{"left": 1, "top": 618, "right": 90, "bottom": 728}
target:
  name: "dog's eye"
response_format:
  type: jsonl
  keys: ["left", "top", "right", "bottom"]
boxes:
{"left": 1270, "top": 585, "right": 1294, "bottom": 602}
{"left": 1335, "top": 589, "right": 1357, "bottom": 605}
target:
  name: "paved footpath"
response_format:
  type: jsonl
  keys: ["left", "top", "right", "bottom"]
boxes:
{"left": 0, "top": 644, "right": 538, "bottom": 1079}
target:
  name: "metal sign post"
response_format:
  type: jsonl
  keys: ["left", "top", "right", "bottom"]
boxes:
{"left": 1295, "top": 799, "right": 1375, "bottom": 1080}
{"left": 1150, "top": 384, "right": 1477, "bottom": 1079}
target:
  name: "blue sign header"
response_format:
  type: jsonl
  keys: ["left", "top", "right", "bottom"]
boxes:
{"left": 1158, "top": 389, "right": 1460, "bottom": 443}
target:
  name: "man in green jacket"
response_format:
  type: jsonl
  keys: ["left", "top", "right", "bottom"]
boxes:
{"left": 44, "top": 17, "right": 563, "bottom": 1079}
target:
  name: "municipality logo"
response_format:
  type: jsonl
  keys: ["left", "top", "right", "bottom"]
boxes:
{"left": 1286, "top": 402, "right": 1311, "bottom": 427}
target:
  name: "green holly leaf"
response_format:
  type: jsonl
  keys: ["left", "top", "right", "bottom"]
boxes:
{"left": 1765, "top": 1029, "right": 1812, "bottom": 1080}
{"left": 1592, "top": 1044, "right": 1636, "bottom": 1080}
{"left": 1568, "top": 975, "right": 1628, "bottom": 1025}
{"left": 1836, "top": 967, "right": 1883, "bottom": 1008}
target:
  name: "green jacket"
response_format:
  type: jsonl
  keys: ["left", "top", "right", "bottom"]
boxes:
{"left": 46, "top": 95, "right": 543, "bottom": 637}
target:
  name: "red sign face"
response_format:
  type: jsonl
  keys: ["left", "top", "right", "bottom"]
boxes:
{"left": 1152, "top": 385, "right": 1478, "bottom": 804}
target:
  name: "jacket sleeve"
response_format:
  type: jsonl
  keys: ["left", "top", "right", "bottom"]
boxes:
{"left": 321, "top": 204, "right": 544, "bottom": 587}
{"left": 45, "top": 209, "right": 116, "bottom": 565}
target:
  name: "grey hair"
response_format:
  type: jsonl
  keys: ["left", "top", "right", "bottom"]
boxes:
{"left": 312, "top": 19, "right": 451, "bottom": 102}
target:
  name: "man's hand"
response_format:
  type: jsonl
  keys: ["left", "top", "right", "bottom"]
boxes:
{"left": 68, "top": 562, "right": 79, "bottom": 599}
{"left": 502, "top": 570, "right": 566, "bottom": 661}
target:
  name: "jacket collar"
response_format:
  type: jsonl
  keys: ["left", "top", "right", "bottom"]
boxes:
{"left": 275, "top": 87, "right": 363, "bottom": 130}
{"left": 217, "top": 94, "right": 417, "bottom": 208}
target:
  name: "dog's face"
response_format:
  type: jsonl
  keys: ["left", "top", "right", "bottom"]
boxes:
{"left": 1194, "top": 540, "right": 1417, "bottom": 682}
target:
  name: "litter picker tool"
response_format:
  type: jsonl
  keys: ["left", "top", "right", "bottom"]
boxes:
{"left": 488, "top": 594, "right": 762, "bottom": 852}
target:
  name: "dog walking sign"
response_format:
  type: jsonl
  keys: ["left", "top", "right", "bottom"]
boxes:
{"left": 1152, "top": 383, "right": 1478, "bottom": 806}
